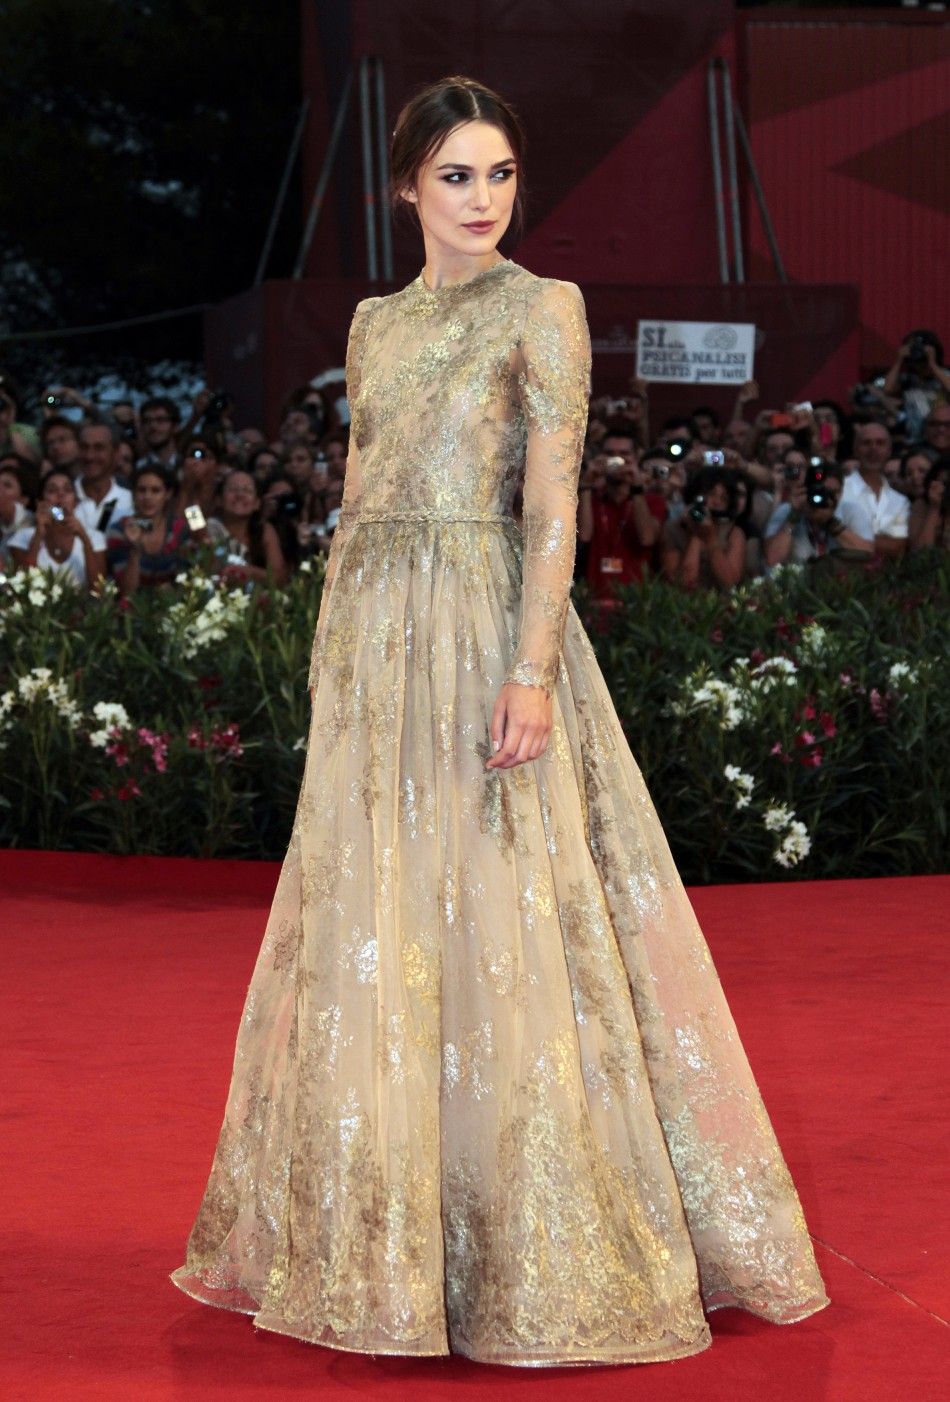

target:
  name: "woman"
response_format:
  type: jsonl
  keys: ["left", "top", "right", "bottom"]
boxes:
{"left": 0, "top": 454, "right": 35, "bottom": 557}
{"left": 206, "top": 467, "right": 288, "bottom": 586}
{"left": 660, "top": 465, "right": 747, "bottom": 590}
{"left": 908, "top": 456, "right": 949, "bottom": 552}
{"left": 106, "top": 464, "right": 193, "bottom": 594}
{"left": 281, "top": 438, "right": 316, "bottom": 495}
{"left": 174, "top": 435, "right": 222, "bottom": 521}
{"left": 7, "top": 467, "right": 105, "bottom": 588}
{"left": 171, "top": 75, "right": 828, "bottom": 1365}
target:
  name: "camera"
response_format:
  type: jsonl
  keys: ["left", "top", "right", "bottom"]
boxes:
{"left": 668, "top": 438, "right": 689, "bottom": 459}
{"left": 45, "top": 393, "right": 64, "bottom": 409}
{"left": 650, "top": 462, "right": 670, "bottom": 480}
{"left": 808, "top": 489, "right": 833, "bottom": 510}
{"left": 50, "top": 505, "right": 66, "bottom": 522}
{"left": 906, "top": 334, "right": 927, "bottom": 363}
{"left": 703, "top": 449, "right": 725, "bottom": 467}
{"left": 688, "top": 495, "right": 707, "bottom": 524}
{"left": 184, "top": 504, "right": 207, "bottom": 531}
{"left": 784, "top": 464, "right": 801, "bottom": 481}
{"left": 131, "top": 517, "right": 153, "bottom": 531}
{"left": 604, "top": 454, "right": 626, "bottom": 474}
{"left": 203, "top": 390, "right": 232, "bottom": 424}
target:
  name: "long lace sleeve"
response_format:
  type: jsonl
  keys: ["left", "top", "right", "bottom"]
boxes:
{"left": 504, "top": 279, "right": 592, "bottom": 696}
{"left": 308, "top": 296, "right": 377, "bottom": 691}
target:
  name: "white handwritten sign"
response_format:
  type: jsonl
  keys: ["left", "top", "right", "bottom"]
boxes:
{"left": 636, "top": 320, "right": 756, "bottom": 385}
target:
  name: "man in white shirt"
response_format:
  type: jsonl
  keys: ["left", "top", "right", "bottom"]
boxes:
{"left": 838, "top": 421, "right": 909, "bottom": 559}
{"left": 74, "top": 423, "right": 133, "bottom": 535}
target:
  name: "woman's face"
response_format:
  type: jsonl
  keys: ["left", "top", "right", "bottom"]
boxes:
{"left": 323, "top": 440, "right": 347, "bottom": 479}
{"left": 0, "top": 468, "right": 24, "bottom": 518}
{"left": 706, "top": 481, "right": 730, "bottom": 515}
{"left": 134, "top": 473, "right": 170, "bottom": 518}
{"left": 221, "top": 471, "right": 259, "bottom": 518}
{"left": 42, "top": 474, "right": 77, "bottom": 511}
{"left": 251, "top": 451, "right": 280, "bottom": 483}
{"left": 402, "top": 119, "right": 517, "bottom": 263}
{"left": 285, "top": 446, "right": 314, "bottom": 483}
{"left": 114, "top": 440, "right": 135, "bottom": 475}
{"left": 903, "top": 453, "right": 931, "bottom": 495}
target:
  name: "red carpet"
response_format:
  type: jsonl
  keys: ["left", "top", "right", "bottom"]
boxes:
{"left": 2, "top": 850, "right": 947, "bottom": 1401}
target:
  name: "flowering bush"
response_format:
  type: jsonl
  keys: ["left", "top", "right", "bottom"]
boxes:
{"left": 0, "top": 553, "right": 947, "bottom": 880}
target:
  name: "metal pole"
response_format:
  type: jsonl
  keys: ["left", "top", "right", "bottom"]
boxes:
{"left": 706, "top": 61, "right": 729, "bottom": 285}
{"left": 733, "top": 101, "right": 787, "bottom": 283}
{"left": 720, "top": 60, "right": 745, "bottom": 283}
{"left": 359, "top": 55, "right": 378, "bottom": 283}
{"left": 374, "top": 57, "right": 393, "bottom": 281}
{"left": 293, "top": 69, "right": 354, "bottom": 280}
{"left": 255, "top": 96, "right": 310, "bottom": 286}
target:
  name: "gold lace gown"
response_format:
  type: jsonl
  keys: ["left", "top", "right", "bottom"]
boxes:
{"left": 170, "top": 257, "right": 830, "bottom": 1365}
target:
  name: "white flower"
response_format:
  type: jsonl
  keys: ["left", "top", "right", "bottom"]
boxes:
{"left": 28, "top": 589, "right": 46, "bottom": 607}
{"left": 724, "top": 763, "right": 755, "bottom": 809}
{"left": 763, "top": 802, "right": 794, "bottom": 833}
{"left": 292, "top": 736, "right": 308, "bottom": 751}
{"left": 750, "top": 656, "right": 798, "bottom": 693}
{"left": 773, "top": 820, "right": 811, "bottom": 868}
{"left": 800, "top": 622, "right": 828, "bottom": 657}
{"left": 887, "top": 661, "right": 918, "bottom": 688}
{"left": 298, "top": 559, "right": 313, "bottom": 574}
{"left": 680, "top": 670, "right": 749, "bottom": 730}
{"left": 88, "top": 701, "right": 132, "bottom": 748}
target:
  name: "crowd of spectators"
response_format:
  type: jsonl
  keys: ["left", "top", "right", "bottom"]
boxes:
{"left": 0, "top": 324, "right": 947, "bottom": 606}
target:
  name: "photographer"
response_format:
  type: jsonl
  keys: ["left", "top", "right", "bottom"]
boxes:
{"left": 641, "top": 447, "right": 686, "bottom": 522}
{"left": 908, "top": 457, "right": 950, "bottom": 553}
{"left": 577, "top": 426, "right": 667, "bottom": 598}
{"left": 7, "top": 468, "right": 106, "bottom": 588}
{"left": 174, "top": 435, "right": 223, "bottom": 521}
{"left": 660, "top": 465, "right": 746, "bottom": 591}
{"left": 106, "top": 464, "right": 195, "bottom": 595}
{"left": 260, "top": 470, "right": 303, "bottom": 570}
{"left": 281, "top": 439, "right": 317, "bottom": 496}
{"left": 881, "top": 330, "right": 950, "bottom": 442}
{"left": 895, "top": 446, "right": 936, "bottom": 503}
{"left": 763, "top": 463, "right": 868, "bottom": 569}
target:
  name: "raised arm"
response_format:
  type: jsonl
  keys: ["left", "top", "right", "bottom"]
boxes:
{"left": 505, "top": 279, "right": 592, "bottom": 696}
{"left": 308, "top": 296, "right": 377, "bottom": 691}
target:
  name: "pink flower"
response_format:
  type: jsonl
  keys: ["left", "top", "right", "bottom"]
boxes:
{"left": 709, "top": 627, "right": 723, "bottom": 643}
{"left": 187, "top": 727, "right": 207, "bottom": 750}
{"left": 795, "top": 731, "right": 817, "bottom": 748}
{"left": 799, "top": 748, "right": 824, "bottom": 768}
{"left": 116, "top": 781, "right": 141, "bottom": 801}
{"left": 770, "top": 741, "right": 783, "bottom": 756}
{"left": 136, "top": 727, "right": 169, "bottom": 773}
{"left": 801, "top": 700, "right": 817, "bottom": 721}
{"left": 868, "top": 689, "right": 892, "bottom": 723}
{"left": 839, "top": 670, "right": 854, "bottom": 687}
{"left": 105, "top": 737, "right": 130, "bottom": 767}
{"left": 819, "top": 711, "right": 837, "bottom": 739}
{"left": 89, "top": 787, "right": 104, "bottom": 801}
{"left": 210, "top": 722, "right": 244, "bottom": 760}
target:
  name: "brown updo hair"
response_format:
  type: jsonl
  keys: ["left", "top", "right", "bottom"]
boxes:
{"left": 390, "top": 75, "right": 527, "bottom": 239}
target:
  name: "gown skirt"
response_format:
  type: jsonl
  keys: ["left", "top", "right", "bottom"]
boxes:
{"left": 169, "top": 509, "right": 831, "bottom": 1367}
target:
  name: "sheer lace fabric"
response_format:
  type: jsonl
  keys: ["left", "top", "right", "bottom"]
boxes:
{"left": 171, "top": 258, "right": 829, "bottom": 1365}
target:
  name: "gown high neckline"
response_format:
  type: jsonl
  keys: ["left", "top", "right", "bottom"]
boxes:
{"left": 412, "top": 257, "right": 515, "bottom": 299}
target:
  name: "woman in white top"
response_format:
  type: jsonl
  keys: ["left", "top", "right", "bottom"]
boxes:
{"left": 8, "top": 467, "right": 106, "bottom": 588}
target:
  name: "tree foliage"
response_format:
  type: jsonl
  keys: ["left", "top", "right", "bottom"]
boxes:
{"left": 0, "top": 0, "right": 300, "bottom": 361}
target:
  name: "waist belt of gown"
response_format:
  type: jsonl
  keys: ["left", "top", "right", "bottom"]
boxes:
{"left": 354, "top": 509, "right": 511, "bottom": 524}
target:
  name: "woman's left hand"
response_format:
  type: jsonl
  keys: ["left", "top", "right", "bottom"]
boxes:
{"left": 486, "top": 682, "right": 552, "bottom": 769}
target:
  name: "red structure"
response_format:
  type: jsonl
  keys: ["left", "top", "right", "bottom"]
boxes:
{"left": 740, "top": 7, "right": 950, "bottom": 372}
{"left": 205, "top": 3, "right": 945, "bottom": 433}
